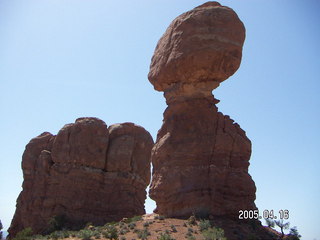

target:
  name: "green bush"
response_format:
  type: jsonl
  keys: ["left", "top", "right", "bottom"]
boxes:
{"left": 128, "top": 222, "right": 136, "bottom": 230}
{"left": 157, "top": 233, "right": 175, "bottom": 240}
{"left": 287, "top": 226, "right": 301, "bottom": 240}
{"left": 46, "top": 230, "right": 71, "bottom": 240}
{"left": 136, "top": 228, "right": 150, "bottom": 240}
{"left": 78, "top": 229, "right": 95, "bottom": 240}
{"left": 170, "top": 225, "right": 177, "bottom": 232}
{"left": 32, "top": 234, "right": 48, "bottom": 240}
{"left": 102, "top": 225, "right": 118, "bottom": 240}
{"left": 143, "top": 222, "right": 149, "bottom": 228}
{"left": 93, "top": 231, "right": 101, "bottom": 239}
{"left": 104, "top": 222, "right": 118, "bottom": 228}
{"left": 186, "top": 235, "right": 196, "bottom": 240}
{"left": 127, "top": 216, "right": 142, "bottom": 223}
{"left": 187, "top": 215, "right": 197, "bottom": 225}
{"left": 202, "top": 227, "right": 227, "bottom": 240}
{"left": 155, "top": 215, "right": 165, "bottom": 220}
{"left": 13, "top": 227, "right": 33, "bottom": 240}
{"left": 199, "top": 219, "right": 211, "bottom": 232}
{"left": 48, "top": 231, "right": 66, "bottom": 240}
{"left": 119, "top": 225, "right": 129, "bottom": 235}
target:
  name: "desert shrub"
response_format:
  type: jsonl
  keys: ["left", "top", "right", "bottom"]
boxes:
{"left": 104, "top": 222, "right": 118, "bottom": 228}
{"left": 13, "top": 227, "right": 33, "bottom": 240}
{"left": 47, "top": 230, "right": 71, "bottom": 240}
{"left": 136, "top": 228, "right": 150, "bottom": 240}
{"left": 78, "top": 229, "right": 96, "bottom": 240}
{"left": 185, "top": 226, "right": 195, "bottom": 238}
{"left": 127, "top": 216, "right": 142, "bottom": 223}
{"left": 61, "top": 230, "right": 71, "bottom": 238}
{"left": 69, "top": 231, "right": 79, "bottom": 238}
{"left": 170, "top": 225, "right": 177, "bottom": 232}
{"left": 31, "top": 234, "right": 47, "bottom": 240}
{"left": 119, "top": 227, "right": 129, "bottom": 235}
{"left": 155, "top": 215, "right": 165, "bottom": 220}
{"left": 185, "top": 231, "right": 192, "bottom": 238}
{"left": 90, "top": 228, "right": 102, "bottom": 238}
{"left": 157, "top": 233, "right": 175, "bottom": 240}
{"left": 199, "top": 219, "right": 211, "bottom": 232}
{"left": 287, "top": 226, "right": 301, "bottom": 240}
{"left": 143, "top": 222, "right": 149, "bottom": 228}
{"left": 187, "top": 235, "right": 196, "bottom": 240}
{"left": 202, "top": 227, "right": 226, "bottom": 240}
{"left": 266, "top": 219, "right": 301, "bottom": 240}
{"left": 187, "top": 215, "right": 197, "bottom": 225}
{"left": 102, "top": 225, "right": 118, "bottom": 240}
{"left": 128, "top": 222, "right": 136, "bottom": 230}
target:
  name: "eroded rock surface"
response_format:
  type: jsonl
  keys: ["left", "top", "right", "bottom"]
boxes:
{"left": 9, "top": 118, "right": 153, "bottom": 236}
{"left": 148, "top": 1, "right": 245, "bottom": 98}
{"left": 149, "top": 1, "right": 257, "bottom": 218}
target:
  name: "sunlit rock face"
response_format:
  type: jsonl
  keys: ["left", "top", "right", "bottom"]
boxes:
{"left": 148, "top": 1, "right": 257, "bottom": 218}
{"left": 148, "top": 1, "right": 245, "bottom": 100}
{"left": 9, "top": 118, "right": 153, "bottom": 236}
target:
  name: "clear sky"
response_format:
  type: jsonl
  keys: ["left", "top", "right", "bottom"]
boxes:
{"left": 0, "top": 1, "right": 319, "bottom": 239}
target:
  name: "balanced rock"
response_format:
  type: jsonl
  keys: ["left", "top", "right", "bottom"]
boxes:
{"left": 9, "top": 118, "right": 153, "bottom": 236}
{"left": 149, "top": 1, "right": 245, "bottom": 103}
{"left": 149, "top": 2, "right": 256, "bottom": 219}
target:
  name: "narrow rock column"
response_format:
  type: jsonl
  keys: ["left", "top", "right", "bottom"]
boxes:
{"left": 148, "top": 1, "right": 256, "bottom": 218}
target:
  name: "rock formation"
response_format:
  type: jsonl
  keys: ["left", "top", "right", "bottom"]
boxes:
{"left": 149, "top": 2, "right": 257, "bottom": 218}
{"left": 9, "top": 118, "right": 153, "bottom": 236}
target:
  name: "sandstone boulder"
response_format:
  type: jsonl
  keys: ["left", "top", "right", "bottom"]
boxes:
{"left": 148, "top": 1, "right": 257, "bottom": 219}
{"left": 148, "top": 1, "right": 245, "bottom": 97}
{"left": 9, "top": 118, "right": 153, "bottom": 236}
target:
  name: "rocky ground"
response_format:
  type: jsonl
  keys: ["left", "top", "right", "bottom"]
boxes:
{"left": 12, "top": 213, "right": 282, "bottom": 240}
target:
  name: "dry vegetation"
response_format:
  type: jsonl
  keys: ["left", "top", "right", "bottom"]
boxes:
{"left": 12, "top": 214, "right": 227, "bottom": 240}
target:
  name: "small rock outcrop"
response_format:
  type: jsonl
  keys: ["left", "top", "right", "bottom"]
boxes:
{"left": 149, "top": 1, "right": 257, "bottom": 219}
{"left": 9, "top": 118, "right": 153, "bottom": 236}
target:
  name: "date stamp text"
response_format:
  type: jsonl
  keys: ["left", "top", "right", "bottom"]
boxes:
{"left": 238, "top": 209, "right": 289, "bottom": 220}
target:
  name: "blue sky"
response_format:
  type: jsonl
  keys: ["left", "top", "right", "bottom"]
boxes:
{"left": 0, "top": 1, "right": 319, "bottom": 239}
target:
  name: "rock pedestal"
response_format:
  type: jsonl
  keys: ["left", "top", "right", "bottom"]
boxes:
{"left": 9, "top": 118, "right": 153, "bottom": 236}
{"left": 148, "top": 2, "right": 257, "bottom": 218}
